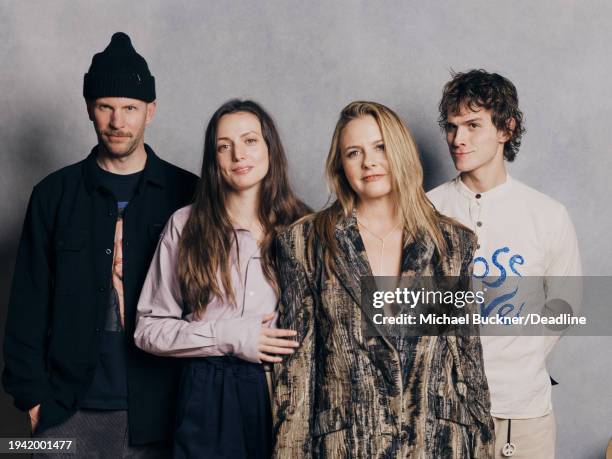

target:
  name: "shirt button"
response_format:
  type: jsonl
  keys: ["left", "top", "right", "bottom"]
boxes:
{"left": 475, "top": 193, "right": 482, "bottom": 199}
{"left": 98, "top": 286, "right": 106, "bottom": 292}
{"left": 476, "top": 221, "right": 482, "bottom": 227}
{"left": 105, "top": 248, "right": 112, "bottom": 255}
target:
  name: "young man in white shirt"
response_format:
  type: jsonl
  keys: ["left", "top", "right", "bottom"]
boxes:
{"left": 427, "top": 69, "right": 582, "bottom": 458}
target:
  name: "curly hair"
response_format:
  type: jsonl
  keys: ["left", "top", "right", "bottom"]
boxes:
{"left": 438, "top": 69, "right": 526, "bottom": 162}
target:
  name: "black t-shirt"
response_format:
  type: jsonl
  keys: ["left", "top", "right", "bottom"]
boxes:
{"left": 80, "top": 165, "right": 142, "bottom": 410}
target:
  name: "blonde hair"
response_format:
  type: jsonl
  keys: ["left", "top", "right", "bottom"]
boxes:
{"left": 313, "top": 101, "right": 447, "bottom": 271}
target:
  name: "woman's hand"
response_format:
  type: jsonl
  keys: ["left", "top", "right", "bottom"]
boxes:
{"left": 258, "top": 313, "right": 299, "bottom": 363}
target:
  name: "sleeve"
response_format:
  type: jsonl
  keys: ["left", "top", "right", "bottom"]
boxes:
{"left": 134, "top": 214, "right": 262, "bottom": 363}
{"left": 2, "top": 187, "right": 54, "bottom": 411}
{"left": 543, "top": 205, "right": 582, "bottom": 312}
{"left": 272, "top": 229, "right": 316, "bottom": 458}
{"left": 451, "top": 230, "right": 495, "bottom": 453}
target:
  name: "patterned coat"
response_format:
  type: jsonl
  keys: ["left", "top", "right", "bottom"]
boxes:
{"left": 272, "top": 212, "right": 494, "bottom": 458}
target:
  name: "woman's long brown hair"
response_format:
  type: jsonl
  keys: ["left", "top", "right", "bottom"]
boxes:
{"left": 178, "top": 100, "right": 310, "bottom": 316}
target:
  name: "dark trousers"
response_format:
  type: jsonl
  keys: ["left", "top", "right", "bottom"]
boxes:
{"left": 32, "top": 409, "right": 171, "bottom": 458}
{"left": 173, "top": 357, "right": 272, "bottom": 459}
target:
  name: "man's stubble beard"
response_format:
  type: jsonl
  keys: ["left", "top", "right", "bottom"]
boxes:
{"left": 98, "top": 130, "right": 144, "bottom": 160}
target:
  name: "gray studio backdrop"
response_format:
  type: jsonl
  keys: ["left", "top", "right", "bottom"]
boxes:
{"left": 1, "top": 0, "right": 610, "bottom": 457}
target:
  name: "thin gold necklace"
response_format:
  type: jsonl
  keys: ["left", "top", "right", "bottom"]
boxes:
{"left": 356, "top": 212, "right": 402, "bottom": 275}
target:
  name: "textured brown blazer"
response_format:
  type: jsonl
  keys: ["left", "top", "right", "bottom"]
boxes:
{"left": 272, "top": 212, "right": 494, "bottom": 458}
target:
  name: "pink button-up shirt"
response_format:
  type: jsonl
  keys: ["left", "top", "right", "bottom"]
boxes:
{"left": 134, "top": 205, "right": 277, "bottom": 363}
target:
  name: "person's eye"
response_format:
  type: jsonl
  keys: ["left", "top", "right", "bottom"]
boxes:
{"left": 126, "top": 106, "right": 137, "bottom": 111}
{"left": 469, "top": 123, "right": 480, "bottom": 129}
{"left": 347, "top": 150, "right": 360, "bottom": 158}
{"left": 375, "top": 143, "right": 385, "bottom": 151}
{"left": 217, "top": 144, "right": 230, "bottom": 152}
{"left": 245, "top": 138, "right": 258, "bottom": 145}
{"left": 445, "top": 123, "right": 456, "bottom": 133}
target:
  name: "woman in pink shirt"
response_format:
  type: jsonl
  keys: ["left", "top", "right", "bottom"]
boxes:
{"left": 135, "top": 99, "right": 309, "bottom": 458}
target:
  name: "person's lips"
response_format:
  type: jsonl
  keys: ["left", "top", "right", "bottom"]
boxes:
{"left": 451, "top": 150, "right": 471, "bottom": 157}
{"left": 104, "top": 131, "right": 132, "bottom": 141}
{"left": 232, "top": 165, "right": 253, "bottom": 175}
{"left": 362, "top": 174, "right": 386, "bottom": 182}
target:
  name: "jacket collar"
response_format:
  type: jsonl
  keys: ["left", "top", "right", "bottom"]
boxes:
{"left": 331, "top": 210, "right": 436, "bottom": 308}
{"left": 331, "top": 211, "right": 436, "bottom": 349}
{"left": 83, "top": 143, "right": 166, "bottom": 195}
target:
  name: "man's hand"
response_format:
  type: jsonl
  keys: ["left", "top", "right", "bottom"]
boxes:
{"left": 28, "top": 404, "right": 41, "bottom": 432}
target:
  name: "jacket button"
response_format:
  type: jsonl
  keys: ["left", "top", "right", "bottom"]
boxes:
{"left": 476, "top": 221, "right": 482, "bottom": 227}
{"left": 98, "top": 286, "right": 106, "bottom": 292}
{"left": 105, "top": 248, "right": 112, "bottom": 255}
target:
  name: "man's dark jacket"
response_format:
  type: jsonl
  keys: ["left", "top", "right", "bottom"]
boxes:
{"left": 3, "top": 145, "right": 198, "bottom": 444}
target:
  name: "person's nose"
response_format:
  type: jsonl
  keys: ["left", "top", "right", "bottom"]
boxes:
{"left": 109, "top": 110, "right": 125, "bottom": 130}
{"left": 232, "top": 142, "right": 247, "bottom": 162}
{"left": 361, "top": 149, "right": 377, "bottom": 169}
{"left": 452, "top": 126, "right": 467, "bottom": 147}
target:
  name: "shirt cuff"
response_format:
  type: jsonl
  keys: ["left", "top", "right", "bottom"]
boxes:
{"left": 215, "top": 316, "right": 262, "bottom": 363}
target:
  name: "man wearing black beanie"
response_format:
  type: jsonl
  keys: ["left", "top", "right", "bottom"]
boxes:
{"left": 3, "top": 32, "right": 198, "bottom": 457}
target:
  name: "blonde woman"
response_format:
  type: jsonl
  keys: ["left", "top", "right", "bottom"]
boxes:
{"left": 272, "top": 101, "right": 494, "bottom": 458}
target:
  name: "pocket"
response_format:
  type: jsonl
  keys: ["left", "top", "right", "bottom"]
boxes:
{"left": 434, "top": 396, "right": 475, "bottom": 427}
{"left": 312, "top": 404, "right": 355, "bottom": 437}
{"left": 35, "top": 398, "right": 74, "bottom": 436}
{"left": 54, "top": 232, "right": 86, "bottom": 251}
{"left": 53, "top": 230, "right": 88, "bottom": 294}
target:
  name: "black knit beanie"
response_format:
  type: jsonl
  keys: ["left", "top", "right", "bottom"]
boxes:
{"left": 83, "top": 32, "right": 155, "bottom": 102}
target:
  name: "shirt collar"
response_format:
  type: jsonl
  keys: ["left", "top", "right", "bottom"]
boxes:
{"left": 453, "top": 173, "right": 513, "bottom": 201}
{"left": 83, "top": 143, "right": 166, "bottom": 194}
{"left": 231, "top": 227, "right": 261, "bottom": 260}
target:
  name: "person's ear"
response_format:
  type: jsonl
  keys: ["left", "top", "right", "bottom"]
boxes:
{"left": 145, "top": 100, "right": 157, "bottom": 125}
{"left": 499, "top": 117, "right": 516, "bottom": 142}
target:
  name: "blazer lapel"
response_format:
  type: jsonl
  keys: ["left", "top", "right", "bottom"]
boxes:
{"left": 332, "top": 214, "right": 437, "bottom": 307}
{"left": 330, "top": 213, "right": 440, "bottom": 392}
{"left": 400, "top": 233, "right": 436, "bottom": 278}
{"left": 331, "top": 214, "right": 438, "bottom": 343}
{"left": 331, "top": 217, "right": 372, "bottom": 308}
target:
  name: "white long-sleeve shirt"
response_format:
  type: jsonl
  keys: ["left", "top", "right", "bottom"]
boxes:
{"left": 428, "top": 174, "right": 582, "bottom": 419}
